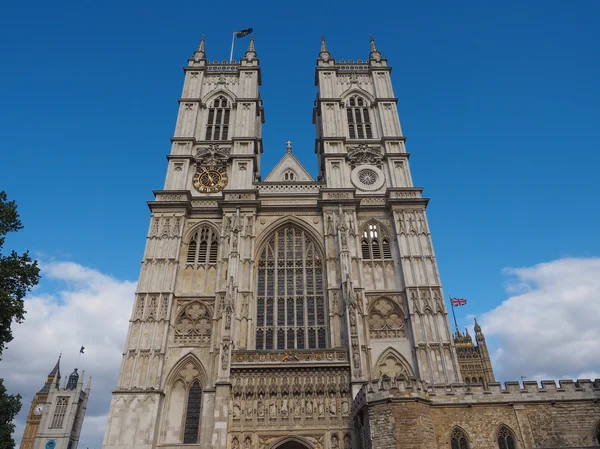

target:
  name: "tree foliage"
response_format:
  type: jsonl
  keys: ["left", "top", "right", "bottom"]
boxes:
{"left": 0, "top": 191, "right": 40, "bottom": 448}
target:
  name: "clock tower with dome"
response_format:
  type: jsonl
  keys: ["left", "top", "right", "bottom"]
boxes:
{"left": 19, "top": 356, "right": 91, "bottom": 449}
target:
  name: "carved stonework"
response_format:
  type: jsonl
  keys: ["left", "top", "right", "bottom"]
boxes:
{"left": 368, "top": 297, "right": 405, "bottom": 339}
{"left": 174, "top": 301, "right": 212, "bottom": 344}
{"left": 346, "top": 144, "right": 383, "bottom": 168}
{"left": 194, "top": 144, "right": 231, "bottom": 166}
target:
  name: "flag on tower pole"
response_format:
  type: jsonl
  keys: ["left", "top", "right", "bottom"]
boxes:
{"left": 450, "top": 297, "right": 467, "bottom": 307}
{"left": 230, "top": 28, "right": 254, "bottom": 62}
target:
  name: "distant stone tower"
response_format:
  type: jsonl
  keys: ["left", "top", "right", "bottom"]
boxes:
{"left": 454, "top": 318, "right": 495, "bottom": 387}
{"left": 20, "top": 356, "right": 91, "bottom": 449}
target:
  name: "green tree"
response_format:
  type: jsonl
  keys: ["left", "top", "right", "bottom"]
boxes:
{"left": 0, "top": 191, "right": 40, "bottom": 449}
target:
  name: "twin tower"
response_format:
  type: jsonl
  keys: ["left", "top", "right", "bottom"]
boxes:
{"left": 99, "top": 36, "right": 487, "bottom": 449}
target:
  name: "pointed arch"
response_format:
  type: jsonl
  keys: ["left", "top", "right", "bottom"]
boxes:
{"left": 374, "top": 347, "right": 414, "bottom": 380}
{"left": 496, "top": 424, "right": 518, "bottom": 449}
{"left": 201, "top": 88, "right": 236, "bottom": 107}
{"left": 255, "top": 218, "right": 327, "bottom": 350}
{"left": 340, "top": 87, "right": 375, "bottom": 105}
{"left": 368, "top": 297, "right": 405, "bottom": 338}
{"left": 184, "top": 223, "right": 220, "bottom": 267}
{"left": 270, "top": 435, "right": 316, "bottom": 449}
{"left": 164, "top": 353, "right": 208, "bottom": 389}
{"left": 254, "top": 216, "right": 326, "bottom": 260}
{"left": 449, "top": 426, "right": 470, "bottom": 449}
{"left": 202, "top": 91, "right": 235, "bottom": 141}
{"left": 594, "top": 420, "right": 600, "bottom": 445}
{"left": 360, "top": 220, "right": 394, "bottom": 261}
{"left": 342, "top": 89, "right": 375, "bottom": 140}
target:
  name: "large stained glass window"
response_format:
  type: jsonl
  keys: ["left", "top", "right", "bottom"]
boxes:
{"left": 256, "top": 226, "right": 326, "bottom": 350}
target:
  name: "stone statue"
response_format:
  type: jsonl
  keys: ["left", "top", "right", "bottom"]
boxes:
{"left": 257, "top": 394, "right": 265, "bottom": 417}
{"left": 281, "top": 394, "right": 289, "bottom": 418}
{"left": 341, "top": 398, "right": 349, "bottom": 415}
{"left": 332, "top": 435, "right": 340, "bottom": 449}
{"left": 245, "top": 397, "right": 253, "bottom": 416}
{"left": 305, "top": 396, "right": 313, "bottom": 416}
{"left": 232, "top": 437, "right": 239, "bottom": 449}
{"left": 294, "top": 397, "right": 301, "bottom": 417}
{"left": 233, "top": 398, "right": 241, "bottom": 418}
{"left": 317, "top": 396, "right": 324, "bottom": 417}
{"left": 269, "top": 398, "right": 277, "bottom": 419}
{"left": 244, "top": 436, "right": 251, "bottom": 449}
{"left": 329, "top": 393, "right": 337, "bottom": 416}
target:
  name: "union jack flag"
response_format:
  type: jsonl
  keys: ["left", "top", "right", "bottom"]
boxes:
{"left": 451, "top": 297, "right": 467, "bottom": 307}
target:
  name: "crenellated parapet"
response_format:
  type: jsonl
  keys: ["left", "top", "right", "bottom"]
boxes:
{"left": 353, "top": 377, "right": 600, "bottom": 412}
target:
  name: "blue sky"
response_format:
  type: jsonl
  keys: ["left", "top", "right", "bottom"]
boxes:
{"left": 1, "top": 0, "right": 599, "bottom": 447}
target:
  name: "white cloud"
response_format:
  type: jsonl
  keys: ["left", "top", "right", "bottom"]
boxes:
{"left": 481, "top": 257, "right": 600, "bottom": 382}
{"left": 3, "top": 261, "right": 135, "bottom": 449}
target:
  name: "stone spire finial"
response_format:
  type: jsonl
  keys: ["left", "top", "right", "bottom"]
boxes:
{"left": 286, "top": 140, "right": 292, "bottom": 153}
{"left": 193, "top": 35, "right": 206, "bottom": 61}
{"left": 243, "top": 36, "right": 257, "bottom": 60}
{"left": 474, "top": 317, "right": 482, "bottom": 333}
{"left": 319, "top": 36, "right": 331, "bottom": 61}
{"left": 369, "top": 35, "right": 382, "bottom": 61}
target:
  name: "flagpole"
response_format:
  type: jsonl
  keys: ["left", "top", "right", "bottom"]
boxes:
{"left": 76, "top": 351, "right": 82, "bottom": 368}
{"left": 449, "top": 294, "right": 459, "bottom": 331}
{"left": 229, "top": 31, "right": 236, "bottom": 62}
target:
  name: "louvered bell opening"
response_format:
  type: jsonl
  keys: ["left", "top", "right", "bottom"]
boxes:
{"left": 198, "top": 241, "right": 208, "bottom": 264}
{"left": 371, "top": 239, "right": 381, "bottom": 259}
{"left": 361, "top": 239, "right": 370, "bottom": 260}
{"left": 382, "top": 238, "right": 392, "bottom": 260}
{"left": 209, "top": 240, "right": 218, "bottom": 263}
{"left": 187, "top": 240, "right": 197, "bottom": 264}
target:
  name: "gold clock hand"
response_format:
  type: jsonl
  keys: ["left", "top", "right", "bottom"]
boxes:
{"left": 201, "top": 167, "right": 215, "bottom": 184}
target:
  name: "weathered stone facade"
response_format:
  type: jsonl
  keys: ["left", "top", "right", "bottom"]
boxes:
{"left": 100, "top": 35, "right": 600, "bottom": 449}
{"left": 353, "top": 378, "right": 600, "bottom": 449}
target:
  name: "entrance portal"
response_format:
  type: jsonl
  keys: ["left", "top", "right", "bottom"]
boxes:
{"left": 273, "top": 439, "right": 311, "bottom": 449}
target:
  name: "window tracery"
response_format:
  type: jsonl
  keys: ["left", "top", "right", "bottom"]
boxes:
{"left": 450, "top": 427, "right": 469, "bottom": 449}
{"left": 497, "top": 425, "right": 517, "bottom": 449}
{"left": 205, "top": 96, "right": 231, "bottom": 141}
{"left": 186, "top": 227, "right": 219, "bottom": 266}
{"left": 361, "top": 222, "right": 392, "bottom": 261}
{"left": 368, "top": 298, "right": 405, "bottom": 338}
{"left": 174, "top": 302, "right": 212, "bottom": 344}
{"left": 375, "top": 349, "right": 412, "bottom": 380}
{"left": 346, "top": 95, "right": 373, "bottom": 139}
{"left": 50, "top": 397, "right": 69, "bottom": 428}
{"left": 256, "top": 225, "right": 326, "bottom": 350}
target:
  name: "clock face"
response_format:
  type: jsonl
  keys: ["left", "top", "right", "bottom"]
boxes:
{"left": 192, "top": 165, "right": 229, "bottom": 193}
{"left": 33, "top": 404, "right": 44, "bottom": 415}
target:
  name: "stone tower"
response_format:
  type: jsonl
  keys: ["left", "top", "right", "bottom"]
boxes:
{"left": 101, "top": 35, "right": 463, "bottom": 449}
{"left": 454, "top": 318, "right": 495, "bottom": 388}
{"left": 20, "top": 357, "right": 91, "bottom": 449}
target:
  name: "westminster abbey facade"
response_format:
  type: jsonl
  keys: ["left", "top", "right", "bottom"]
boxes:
{"left": 101, "top": 36, "right": 600, "bottom": 449}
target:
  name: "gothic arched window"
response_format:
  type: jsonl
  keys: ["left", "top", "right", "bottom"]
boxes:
{"left": 497, "top": 425, "right": 517, "bottom": 449}
{"left": 282, "top": 169, "right": 296, "bottom": 181}
{"left": 346, "top": 95, "right": 373, "bottom": 139}
{"left": 256, "top": 226, "right": 326, "bottom": 350}
{"left": 182, "top": 380, "right": 203, "bottom": 443}
{"left": 205, "top": 96, "right": 231, "bottom": 141}
{"left": 450, "top": 427, "right": 469, "bottom": 449}
{"left": 361, "top": 223, "right": 392, "bottom": 261}
{"left": 187, "top": 227, "right": 219, "bottom": 266}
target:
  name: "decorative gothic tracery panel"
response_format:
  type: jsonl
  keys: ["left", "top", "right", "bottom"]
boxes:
{"left": 375, "top": 349, "right": 413, "bottom": 380}
{"left": 368, "top": 298, "right": 405, "bottom": 338}
{"left": 186, "top": 227, "right": 219, "bottom": 266}
{"left": 346, "top": 95, "right": 373, "bottom": 139}
{"left": 174, "top": 302, "right": 212, "bottom": 344}
{"left": 255, "top": 225, "right": 327, "bottom": 350}
{"left": 205, "top": 96, "right": 230, "bottom": 141}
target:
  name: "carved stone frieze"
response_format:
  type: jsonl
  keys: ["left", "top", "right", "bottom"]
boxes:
{"left": 346, "top": 144, "right": 383, "bottom": 168}
{"left": 194, "top": 143, "right": 231, "bottom": 166}
{"left": 231, "top": 349, "right": 348, "bottom": 364}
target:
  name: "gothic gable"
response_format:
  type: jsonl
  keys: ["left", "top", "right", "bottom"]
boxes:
{"left": 263, "top": 151, "right": 315, "bottom": 182}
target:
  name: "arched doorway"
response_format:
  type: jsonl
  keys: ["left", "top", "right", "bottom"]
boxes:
{"left": 276, "top": 442, "right": 310, "bottom": 449}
